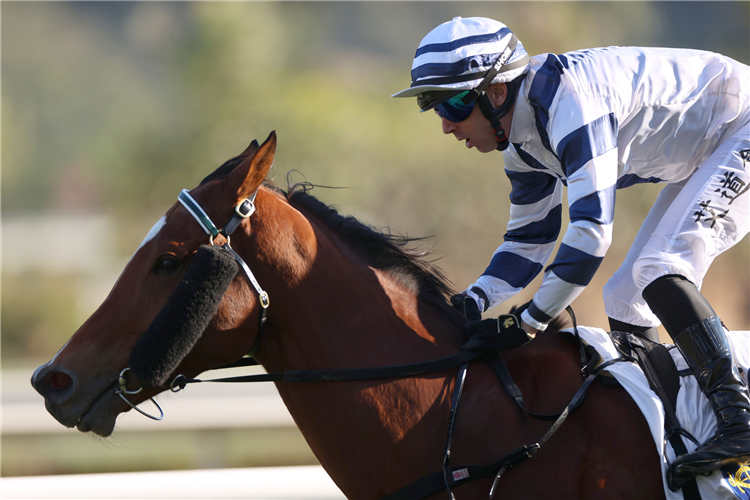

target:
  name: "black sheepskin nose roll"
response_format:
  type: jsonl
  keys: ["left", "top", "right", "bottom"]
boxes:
{"left": 129, "top": 245, "right": 240, "bottom": 387}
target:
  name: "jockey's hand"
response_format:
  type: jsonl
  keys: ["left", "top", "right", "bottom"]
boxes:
{"left": 510, "top": 300, "right": 538, "bottom": 337}
{"left": 521, "top": 320, "right": 539, "bottom": 338}
{"left": 450, "top": 294, "right": 482, "bottom": 322}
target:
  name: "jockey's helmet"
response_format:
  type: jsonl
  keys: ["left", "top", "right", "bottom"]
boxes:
{"left": 392, "top": 17, "right": 529, "bottom": 108}
{"left": 392, "top": 17, "right": 530, "bottom": 151}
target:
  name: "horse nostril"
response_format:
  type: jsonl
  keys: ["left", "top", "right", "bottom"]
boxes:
{"left": 32, "top": 365, "right": 78, "bottom": 405}
{"left": 48, "top": 372, "right": 73, "bottom": 391}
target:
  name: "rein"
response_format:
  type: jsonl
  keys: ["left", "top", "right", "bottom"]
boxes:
{"left": 123, "top": 189, "right": 632, "bottom": 499}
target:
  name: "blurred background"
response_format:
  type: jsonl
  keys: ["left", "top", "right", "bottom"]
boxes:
{"left": 3, "top": 0, "right": 749, "bottom": 484}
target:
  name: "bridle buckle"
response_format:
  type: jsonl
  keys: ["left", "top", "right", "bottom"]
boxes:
{"left": 259, "top": 291, "right": 270, "bottom": 309}
{"left": 235, "top": 198, "right": 256, "bottom": 218}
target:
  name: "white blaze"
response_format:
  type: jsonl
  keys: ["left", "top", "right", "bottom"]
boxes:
{"left": 137, "top": 215, "right": 168, "bottom": 252}
{"left": 110, "top": 215, "right": 168, "bottom": 289}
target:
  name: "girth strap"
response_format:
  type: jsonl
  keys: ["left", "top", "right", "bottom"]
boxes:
{"left": 610, "top": 331, "right": 702, "bottom": 500}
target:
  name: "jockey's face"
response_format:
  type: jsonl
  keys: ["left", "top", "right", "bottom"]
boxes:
{"left": 440, "top": 83, "right": 513, "bottom": 154}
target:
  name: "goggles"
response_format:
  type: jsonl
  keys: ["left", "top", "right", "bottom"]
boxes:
{"left": 433, "top": 91, "right": 477, "bottom": 122}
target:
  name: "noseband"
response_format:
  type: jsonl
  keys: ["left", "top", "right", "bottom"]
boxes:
{"left": 115, "top": 188, "right": 270, "bottom": 419}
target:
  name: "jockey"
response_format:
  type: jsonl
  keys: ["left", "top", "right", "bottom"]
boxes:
{"left": 393, "top": 16, "right": 750, "bottom": 482}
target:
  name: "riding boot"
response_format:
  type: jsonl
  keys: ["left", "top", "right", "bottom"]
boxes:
{"left": 670, "top": 316, "right": 750, "bottom": 477}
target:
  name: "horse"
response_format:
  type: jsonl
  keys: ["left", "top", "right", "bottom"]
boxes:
{"left": 32, "top": 132, "right": 665, "bottom": 499}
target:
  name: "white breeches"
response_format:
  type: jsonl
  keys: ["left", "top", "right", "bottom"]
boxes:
{"left": 604, "top": 125, "right": 750, "bottom": 327}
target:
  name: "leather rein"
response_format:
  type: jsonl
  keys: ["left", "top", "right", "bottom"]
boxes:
{"left": 130, "top": 188, "right": 630, "bottom": 499}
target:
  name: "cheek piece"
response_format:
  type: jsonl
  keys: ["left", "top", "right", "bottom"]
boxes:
{"left": 129, "top": 244, "right": 239, "bottom": 387}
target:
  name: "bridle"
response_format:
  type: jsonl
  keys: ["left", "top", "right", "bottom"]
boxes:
{"left": 175, "top": 187, "right": 271, "bottom": 350}
{"left": 115, "top": 187, "right": 269, "bottom": 420}
{"left": 115, "top": 186, "right": 632, "bottom": 499}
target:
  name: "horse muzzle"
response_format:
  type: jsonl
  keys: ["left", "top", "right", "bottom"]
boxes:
{"left": 31, "top": 363, "right": 123, "bottom": 435}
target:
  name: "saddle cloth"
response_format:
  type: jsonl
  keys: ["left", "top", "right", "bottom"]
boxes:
{"left": 565, "top": 326, "right": 750, "bottom": 500}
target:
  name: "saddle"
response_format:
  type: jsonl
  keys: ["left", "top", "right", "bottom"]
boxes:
{"left": 609, "top": 331, "right": 702, "bottom": 499}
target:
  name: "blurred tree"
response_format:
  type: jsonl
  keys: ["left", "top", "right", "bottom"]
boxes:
{"left": 2, "top": 2, "right": 748, "bottom": 362}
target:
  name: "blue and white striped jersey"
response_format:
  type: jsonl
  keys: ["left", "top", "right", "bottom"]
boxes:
{"left": 470, "top": 46, "right": 750, "bottom": 329}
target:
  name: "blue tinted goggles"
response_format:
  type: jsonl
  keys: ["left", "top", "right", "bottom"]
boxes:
{"left": 433, "top": 91, "right": 477, "bottom": 122}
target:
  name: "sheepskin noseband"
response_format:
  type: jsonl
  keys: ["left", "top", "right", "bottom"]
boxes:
{"left": 129, "top": 244, "right": 239, "bottom": 387}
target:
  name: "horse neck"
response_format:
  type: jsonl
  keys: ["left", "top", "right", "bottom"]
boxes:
{"left": 247, "top": 194, "right": 462, "bottom": 371}
{"left": 238, "top": 193, "right": 464, "bottom": 497}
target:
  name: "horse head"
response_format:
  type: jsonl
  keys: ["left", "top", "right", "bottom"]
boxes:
{"left": 32, "top": 132, "right": 281, "bottom": 436}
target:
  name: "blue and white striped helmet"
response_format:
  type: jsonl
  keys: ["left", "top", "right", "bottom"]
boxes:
{"left": 392, "top": 17, "right": 530, "bottom": 98}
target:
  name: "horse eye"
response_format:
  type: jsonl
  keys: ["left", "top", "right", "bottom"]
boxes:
{"left": 154, "top": 255, "right": 180, "bottom": 274}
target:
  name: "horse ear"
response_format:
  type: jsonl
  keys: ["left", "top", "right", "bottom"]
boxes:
{"left": 239, "top": 139, "right": 260, "bottom": 158}
{"left": 226, "top": 131, "right": 276, "bottom": 201}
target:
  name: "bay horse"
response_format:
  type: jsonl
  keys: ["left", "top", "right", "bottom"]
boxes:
{"left": 32, "top": 132, "right": 665, "bottom": 499}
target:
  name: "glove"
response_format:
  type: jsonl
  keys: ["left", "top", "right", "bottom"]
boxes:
{"left": 450, "top": 293, "right": 482, "bottom": 322}
{"left": 461, "top": 313, "right": 532, "bottom": 352}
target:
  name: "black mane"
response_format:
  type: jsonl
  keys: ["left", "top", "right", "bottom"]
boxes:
{"left": 286, "top": 184, "right": 462, "bottom": 324}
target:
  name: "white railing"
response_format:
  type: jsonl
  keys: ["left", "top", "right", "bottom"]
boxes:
{"left": 1, "top": 466, "right": 346, "bottom": 499}
{"left": 4, "top": 366, "right": 294, "bottom": 435}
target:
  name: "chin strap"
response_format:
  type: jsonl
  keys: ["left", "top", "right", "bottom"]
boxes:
{"left": 456, "top": 34, "right": 527, "bottom": 152}
{"left": 476, "top": 74, "right": 525, "bottom": 151}
{"left": 476, "top": 96, "right": 510, "bottom": 151}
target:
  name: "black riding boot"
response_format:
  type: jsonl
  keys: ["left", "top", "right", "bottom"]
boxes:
{"left": 670, "top": 316, "right": 750, "bottom": 477}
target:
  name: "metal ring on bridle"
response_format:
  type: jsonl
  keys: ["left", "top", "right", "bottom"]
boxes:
{"left": 114, "top": 368, "right": 164, "bottom": 421}
{"left": 208, "top": 234, "right": 230, "bottom": 247}
{"left": 170, "top": 374, "right": 188, "bottom": 393}
{"left": 116, "top": 367, "right": 142, "bottom": 395}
